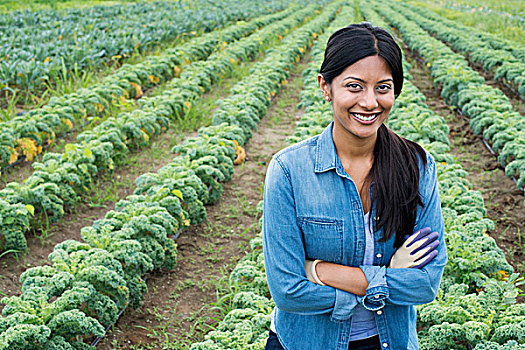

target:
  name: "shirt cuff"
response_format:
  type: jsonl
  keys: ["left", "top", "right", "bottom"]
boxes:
{"left": 330, "top": 288, "right": 359, "bottom": 322}
{"left": 358, "top": 266, "right": 389, "bottom": 311}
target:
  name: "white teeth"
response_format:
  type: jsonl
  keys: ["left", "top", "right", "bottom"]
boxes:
{"left": 352, "top": 113, "right": 379, "bottom": 121}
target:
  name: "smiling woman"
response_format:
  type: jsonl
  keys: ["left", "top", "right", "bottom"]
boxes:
{"left": 262, "top": 22, "right": 447, "bottom": 350}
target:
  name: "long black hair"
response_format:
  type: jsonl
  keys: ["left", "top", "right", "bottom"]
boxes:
{"left": 320, "top": 22, "right": 427, "bottom": 248}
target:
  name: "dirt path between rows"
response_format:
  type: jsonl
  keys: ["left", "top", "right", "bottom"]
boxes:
{"left": 402, "top": 48, "right": 525, "bottom": 297}
{"left": 94, "top": 56, "right": 308, "bottom": 349}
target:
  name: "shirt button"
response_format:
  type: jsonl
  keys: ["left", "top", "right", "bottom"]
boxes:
{"left": 377, "top": 310, "right": 382, "bottom": 315}
{"left": 383, "top": 343, "right": 389, "bottom": 348}
{"left": 376, "top": 253, "right": 382, "bottom": 258}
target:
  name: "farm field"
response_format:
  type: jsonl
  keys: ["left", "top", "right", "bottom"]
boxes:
{"left": 0, "top": 0, "right": 523, "bottom": 349}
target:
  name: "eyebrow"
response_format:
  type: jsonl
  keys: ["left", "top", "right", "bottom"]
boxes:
{"left": 343, "top": 76, "right": 394, "bottom": 84}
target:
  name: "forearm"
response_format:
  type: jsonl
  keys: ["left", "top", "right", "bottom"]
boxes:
{"left": 383, "top": 243, "right": 447, "bottom": 305}
{"left": 316, "top": 262, "right": 368, "bottom": 296}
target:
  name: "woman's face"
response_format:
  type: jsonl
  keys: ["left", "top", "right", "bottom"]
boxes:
{"left": 319, "top": 55, "right": 395, "bottom": 141}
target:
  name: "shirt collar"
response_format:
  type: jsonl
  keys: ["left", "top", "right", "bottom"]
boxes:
{"left": 314, "top": 121, "right": 338, "bottom": 174}
{"left": 314, "top": 121, "right": 365, "bottom": 182}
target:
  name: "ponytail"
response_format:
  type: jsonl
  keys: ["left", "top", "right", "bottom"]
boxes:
{"left": 368, "top": 124, "right": 427, "bottom": 248}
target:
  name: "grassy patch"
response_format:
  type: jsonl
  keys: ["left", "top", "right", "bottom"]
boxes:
{"left": 409, "top": 0, "right": 525, "bottom": 45}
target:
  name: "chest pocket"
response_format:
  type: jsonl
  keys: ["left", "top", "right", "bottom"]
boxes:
{"left": 299, "top": 217, "right": 344, "bottom": 263}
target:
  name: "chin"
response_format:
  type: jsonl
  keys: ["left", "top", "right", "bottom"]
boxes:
{"left": 346, "top": 119, "right": 384, "bottom": 139}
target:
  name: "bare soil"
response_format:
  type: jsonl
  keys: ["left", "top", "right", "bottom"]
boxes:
{"left": 402, "top": 47, "right": 525, "bottom": 301}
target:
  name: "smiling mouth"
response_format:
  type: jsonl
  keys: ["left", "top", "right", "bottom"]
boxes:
{"left": 351, "top": 112, "right": 381, "bottom": 122}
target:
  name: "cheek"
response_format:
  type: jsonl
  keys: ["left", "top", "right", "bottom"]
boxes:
{"left": 333, "top": 93, "right": 357, "bottom": 108}
{"left": 378, "top": 94, "right": 395, "bottom": 110}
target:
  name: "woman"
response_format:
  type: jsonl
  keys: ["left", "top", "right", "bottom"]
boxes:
{"left": 262, "top": 22, "right": 447, "bottom": 350}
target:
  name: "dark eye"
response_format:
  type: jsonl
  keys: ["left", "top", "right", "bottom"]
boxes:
{"left": 377, "top": 84, "right": 392, "bottom": 93}
{"left": 346, "top": 82, "right": 361, "bottom": 89}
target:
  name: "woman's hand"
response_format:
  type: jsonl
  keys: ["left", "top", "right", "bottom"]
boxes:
{"left": 388, "top": 227, "right": 440, "bottom": 268}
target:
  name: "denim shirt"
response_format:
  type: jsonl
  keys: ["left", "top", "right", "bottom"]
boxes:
{"left": 262, "top": 122, "right": 447, "bottom": 350}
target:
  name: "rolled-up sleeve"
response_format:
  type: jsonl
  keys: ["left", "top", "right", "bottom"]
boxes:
{"left": 262, "top": 156, "right": 358, "bottom": 322}
{"left": 359, "top": 154, "right": 447, "bottom": 306}
{"left": 357, "top": 266, "right": 389, "bottom": 311}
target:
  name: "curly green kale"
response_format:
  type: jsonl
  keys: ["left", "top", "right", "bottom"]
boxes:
{"left": 232, "top": 292, "right": 274, "bottom": 314}
{"left": 0, "top": 324, "right": 51, "bottom": 350}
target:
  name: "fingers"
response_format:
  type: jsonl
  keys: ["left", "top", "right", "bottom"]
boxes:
{"left": 409, "top": 240, "right": 440, "bottom": 268}
{"left": 410, "top": 244, "right": 433, "bottom": 261}
{"left": 403, "top": 231, "right": 420, "bottom": 248}
{"left": 409, "top": 232, "right": 439, "bottom": 254}
{"left": 410, "top": 239, "right": 440, "bottom": 260}
{"left": 393, "top": 227, "right": 440, "bottom": 269}
{"left": 412, "top": 249, "right": 439, "bottom": 269}
{"left": 405, "top": 227, "right": 432, "bottom": 248}
{"left": 416, "top": 227, "right": 432, "bottom": 235}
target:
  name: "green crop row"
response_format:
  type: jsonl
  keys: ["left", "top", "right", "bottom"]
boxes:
{"left": 0, "top": 4, "right": 341, "bottom": 348}
{"left": 188, "top": 6, "right": 353, "bottom": 350}
{"left": 134, "top": 0, "right": 331, "bottom": 228}
{"left": 170, "top": 0, "right": 340, "bottom": 224}
{"left": 394, "top": 2, "right": 525, "bottom": 98}
{"left": 0, "top": 6, "right": 295, "bottom": 171}
{"left": 0, "top": 0, "right": 293, "bottom": 93}
{"left": 0, "top": 5, "right": 317, "bottom": 255}
{"left": 371, "top": 1, "right": 525, "bottom": 193}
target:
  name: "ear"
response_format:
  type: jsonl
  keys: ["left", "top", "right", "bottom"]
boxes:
{"left": 317, "top": 73, "right": 331, "bottom": 102}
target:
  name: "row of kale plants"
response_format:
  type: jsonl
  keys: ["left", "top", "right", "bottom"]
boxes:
{"left": 398, "top": 2, "right": 525, "bottom": 98}
{"left": 0, "top": 5, "right": 315, "bottom": 254}
{"left": 0, "top": 6, "right": 296, "bottom": 171}
{"left": 188, "top": 6, "right": 354, "bottom": 349}
{"left": 0, "top": 3, "right": 341, "bottom": 349}
{"left": 371, "top": 1, "right": 525, "bottom": 193}
{"left": 0, "top": 0, "right": 293, "bottom": 95}
{"left": 189, "top": 4, "right": 525, "bottom": 349}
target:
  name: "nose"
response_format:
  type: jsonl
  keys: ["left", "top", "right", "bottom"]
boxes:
{"left": 359, "top": 88, "right": 379, "bottom": 110}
